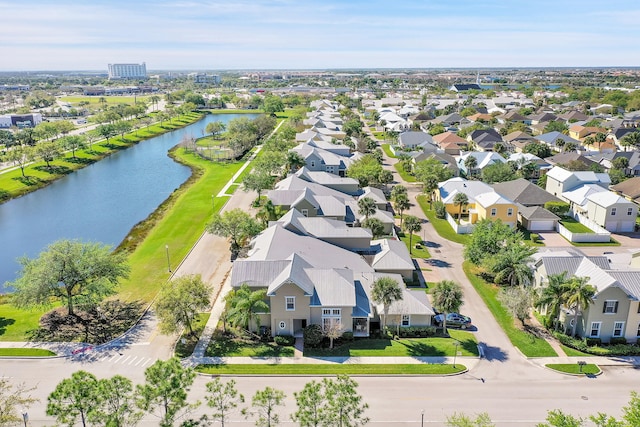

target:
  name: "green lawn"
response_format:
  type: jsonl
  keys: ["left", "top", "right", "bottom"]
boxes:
{"left": 559, "top": 217, "right": 594, "bottom": 234}
{"left": 175, "top": 313, "right": 211, "bottom": 358}
{"left": 463, "top": 262, "right": 557, "bottom": 357}
{"left": 0, "top": 296, "right": 50, "bottom": 342}
{"left": 0, "top": 348, "right": 56, "bottom": 356}
{"left": 393, "top": 163, "right": 417, "bottom": 182}
{"left": 381, "top": 144, "right": 397, "bottom": 158}
{"left": 196, "top": 363, "right": 466, "bottom": 376}
{"left": 304, "top": 331, "right": 478, "bottom": 358}
{"left": 560, "top": 344, "right": 593, "bottom": 357}
{"left": 398, "top": 232, "right": 431, "bottom": 259}
{"left": 546, "top": 363, "right": 600, "bottom": 375}
{"left": 371, "top": 131, "right": 387, "bottom": 140}
{"left": 206, "top": 336, "right": 295, "bottom": 357}
{"left": 416, "top": 196, "right": 469, "bottom": 245}
{"left": 570, "top": 239, "right": 621, "bottom": 247}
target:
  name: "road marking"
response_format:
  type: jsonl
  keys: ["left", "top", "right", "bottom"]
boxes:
{"left": 135, "top": 358, "right": 145, "bottom": 366}
{"left": 109, "top": 354, "right": 120, "bottom": 362}
{"left": 141, "top": 359, "right": 152, "bottom": 368}
{"left": 121, "top": 355, "right": 132, "bottom": 364}
{"left": 128, "top": 356, "right": 138, "bottom": 365}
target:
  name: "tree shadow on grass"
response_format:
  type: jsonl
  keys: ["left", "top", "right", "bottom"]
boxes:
{"left": 12, "top": 176, "right": 42, "bottom": 186}
{"left": 0, "top": 317, "right": 16, "bottom": 336}
{"left": 33, "top": 165, "right": 71, "bottom": 175}
{"left": 65, "top": 157, "right": 96, "bottom": 165}
{"left": 205, "top": 334, "right": 241, "bottom": 357}
{"left": 401, "top": 340, "right": 445, "bottom": 357}
{"left": 99, "top": 143, "right": 127, "bottom": 150}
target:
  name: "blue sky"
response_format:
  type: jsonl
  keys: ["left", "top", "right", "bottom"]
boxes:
{"left": 1, "top": 0, "right": 639, "bottom": 71}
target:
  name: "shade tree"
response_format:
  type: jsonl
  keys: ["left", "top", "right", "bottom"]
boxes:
{"left": 155, "top": 274, "right": 212, "bottom": 337}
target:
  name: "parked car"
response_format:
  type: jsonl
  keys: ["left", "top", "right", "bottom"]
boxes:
{"left": 434, "top": 313, "right": 472, "bottom": 329}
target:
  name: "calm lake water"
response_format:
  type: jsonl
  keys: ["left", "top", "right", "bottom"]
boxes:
{"left": 0, "top": 113, "right": 258, "bottom": 291}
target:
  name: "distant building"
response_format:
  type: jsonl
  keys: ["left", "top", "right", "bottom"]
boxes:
{"left": 449, "top": 83, "right": 482, "bottom": 92}
{"left": 108, "top": 63, "right": 147, "bottom": 79}
{"left": 0, "top": 84, "right": 30, "bottom": 91}
{"left": 191, "top": 73, "right": 221, "bottom": 84}
{"left": 0, "top": 113, "right": 43, "bottom": 128}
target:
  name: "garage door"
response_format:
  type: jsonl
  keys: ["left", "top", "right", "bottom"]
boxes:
{"left": 529, "top": 220, "right": 556, "bottom": 231}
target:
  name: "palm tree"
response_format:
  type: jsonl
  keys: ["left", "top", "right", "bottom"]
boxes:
{"left": 285, "top": 151, "right": 305, "bottom": 174}
{"left": 393, "top": 193, "right": 410, "bottom": 229}
{"left": 564, "top": 276, "right": 596, "bottom": 337}
{"left": 490, "top": 244, "right": 536, "bottom": 287}
{"left": 150, "top": 95, "right": 160, "bottom": 111}
{"left": 422, "top": 174, "right": 439, "bottom": 209}
{"left": 256, "top": 199, "right": 277, "bottom": 226}
{"left": 535, "top": 272, "right": 570, "bottom": 330}
{"left": 555, "top": 138, "right": 565, "bottom": 152}
{"left": 431, "top": 280, "right": 464, "bottom": 335}
{"left": 371, "top": 277, "right": 403, "bottom": 332}
{"left": 621, "top": 132, "right": 640, "bottom": 152}
{"left": 358, "top": 197, "right": 377, "bottom": 221}
{"left": 464, "top": 156, "right": 478, "bottom": 178}
{"left": 226, "top": 284, "right": 269, "bottom": 333}
{"left": 402, "top": 215, "right": 422, "bottom": 254}
{"left": 390, "top": 184, "right": 407, "bottom": 201}
{"left": 453, "top": 192, "right": 469, "bottom": 222}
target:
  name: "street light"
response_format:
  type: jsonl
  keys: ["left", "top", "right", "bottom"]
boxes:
{"left": 421, "top": 409, "right": 424, "bottom": 427}
{"left": 22, "top": 412, "right": 28, "bottom": 427}
{"left": 165, "top": 244, "right": 172, "bottom": 273}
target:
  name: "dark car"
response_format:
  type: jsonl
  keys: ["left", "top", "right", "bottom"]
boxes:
{"left": 434, "top": 313, "right": 472, "bottom": 329}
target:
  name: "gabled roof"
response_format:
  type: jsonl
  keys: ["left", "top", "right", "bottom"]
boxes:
{"left": 546, "top": 152, "right": 597, "bottom": 168}
{"left": 295, "top": 167, "right": 359, "bottom": 189}
{"left": 563, "top": 183, "right": 607, "bottom": 206}
{"left": 433, "top": 131, "right": 467, "bottom": 145}
{"left": 535, "top": 131, "right": 580, "bottom": 145}
{"left": 308, "top": 269, "right": 356, "bottom": 306}
{"left": 517, "top": 204, "right": 560, "bottom": 221}
{"left": 275, "top": 209, "right": 372, "bottom": 240}
{"left": 469, "top": 128, "right": 502, "bottom": 143}
{"left": 534, "top": 253, "right": 610, "bottom": 277}
{"left": 438, "top": 177, "right": 495, "bottom": 202}
{"left": 491, "top": 178, "right": 562, "bottom": 206}
{"left": 370, "top": 239, "right": 415, "bottom": 271}
{"left": 475, "top": 191, "right": 513, "bottom": 208}
{"left": 383, "top": 289, "right": 435, "bottom": 316}
{"left": 360, "top": 187, "right": 387, "bottom": 205}
{"left": 457, "top": 151, "right": 507, "bottom": 169}
{"left": 611, "top": 177, "right": 640, "bottom": 200}
{"left": 587, "top": 191, "right": 636, "bottom": 208}
{"left": 504, "top": 131, "right": 535, "bottom": 142}
{"left": 398, "top": 131, "right": 434, "bottom": 147}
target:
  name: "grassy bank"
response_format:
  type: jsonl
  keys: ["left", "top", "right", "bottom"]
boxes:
{"left": 546, "top": 363, "right": 600, "bottom": 375}
{"left": 0, "top": 112, "right": 204, "bottom": 204}
{"left": 196, "top": 363, "right": 466, "bottom": 376}
{"left": 463, "top": 261, "right": 557, "bottom": 357}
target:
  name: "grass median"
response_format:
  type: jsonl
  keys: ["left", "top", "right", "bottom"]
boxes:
{"left": 546, "top": 363, "right": 600, "bottom": 375}
{"left": 196, "top": 364, "right": 466, "bottom": 376}
{"left": 0, "top": 348, "right": 56, "bottom": 357}
{"left": 416, "top": 196, "right": 469, "bottom": 245}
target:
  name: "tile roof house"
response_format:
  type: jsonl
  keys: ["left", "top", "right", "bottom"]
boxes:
{"left": 533, "top": 251, "right": 640, "bottom": 343}
{"left": 491, "top": 178, "right": 562, "bottom": 207}
{"left": 432, "top": 131, "right": 468, "bottom": 155}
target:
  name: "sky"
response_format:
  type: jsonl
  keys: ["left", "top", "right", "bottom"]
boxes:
{"left": 1, "top": 0, "right": 640, "bottom": 71}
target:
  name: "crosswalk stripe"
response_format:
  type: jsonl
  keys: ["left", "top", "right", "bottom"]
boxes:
{"left": 141, "top": 359, "right": 151, "bottom": 368}
{"left": 121, "top": 356, "right": 132, "bottom": 364}
{"left": 135, "top": 358, "right": 145, "bottom": 366}
{"left": 128, "top": 356, "right": 138, "bottom": 365}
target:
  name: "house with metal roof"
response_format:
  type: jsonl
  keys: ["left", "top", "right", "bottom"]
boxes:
{"left": 533, "top": 251, "right": 640, "bottom": 343}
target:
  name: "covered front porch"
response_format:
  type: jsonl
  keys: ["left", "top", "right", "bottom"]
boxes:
{"left": 353, "top": 318, "right": 369, "bottom": 337}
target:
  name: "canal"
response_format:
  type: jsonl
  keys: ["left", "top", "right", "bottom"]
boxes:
{"left": 0, "top": 113, "right": 258, "bottom": 290}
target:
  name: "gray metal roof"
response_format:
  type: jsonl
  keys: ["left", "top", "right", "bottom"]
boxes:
{"left": 491, "top": 178, "right": 562, "bottom": 206}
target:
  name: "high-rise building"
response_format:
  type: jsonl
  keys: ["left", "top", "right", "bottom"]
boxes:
{"left": 107, "top": 63, "right": 147, "bottom": 79}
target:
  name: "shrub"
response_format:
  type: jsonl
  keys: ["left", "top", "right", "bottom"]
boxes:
{"left": 398, "top": 326, "right": 437, "bottom": 338}
{"left": 434, "top": 201, "right": 446, "bottom": 219}
{"left": 610, "top": 337, "right": 627, "bottom": 345}
{"left": 303, "top": 324, "right": 324, "bottom": 348}
{"left": 586, "top": 337, "right": 602, "bottom": 347}
{"left": 544, "top": 201, "right": 570, "bottom": 216}
{"left": 530, "top": 233, "right": 540, "bottom": 243}
{"left": 341, "top": 331, "right": 354, "bottom": 342}
{"left": 274, "top": 335, "right": 295, "bottom": 346}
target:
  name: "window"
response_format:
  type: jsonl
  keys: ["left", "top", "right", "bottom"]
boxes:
{"left": 628, "top": 208, "right": 634, "bottom": 216}
{"left": 613, "top": 321, "right": 625, "bottom": 337}
{"left": 590, "top": 322, "right": 601, "bottom": 337}
{"left": 491, "top": 208, "right": 497, "bottom": 217}
{"left": 603, "top": 300, "right": 619, "bottom": 314}
{"left": 636, "top": 323, "right": 640, "bottom": 337}
{"left": 401, "top": 315, "right": 410, "bottom": 327}
{"left": 611, "top": 207, "right": 617, "bottom": 216}
{"left": 326, "top": 166, "right": 334, "bottom": 173}
{"left": 285, "top": 296, "right": 295, "bottom": 311}
{"left": 301, "top": 209, "right": 309, "bottom": 217}
{"left": 322, "top": 308, "right": 341, "bottom": 330}
{"left": 507, "top": 208, "right": 513, "bottom": 217}
{"left": 279, "top": 321, "right": 286, "bottom": 330}
{"left": 310, "top": 160, "right": 315, "bottom": 168}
